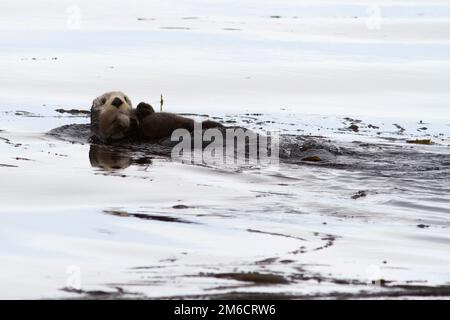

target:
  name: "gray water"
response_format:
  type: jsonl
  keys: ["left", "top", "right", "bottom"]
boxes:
{"left": 1, "top": 0, "right": 450, "bottom": 299}
{"left": 1, "top": 108, "right": 449, "bottom": 299}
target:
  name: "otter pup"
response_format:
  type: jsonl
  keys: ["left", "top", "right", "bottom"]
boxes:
{"left": 90, "top": 91, "right": 138, "bottom": 142}
{"left": 135, "top": 102, "right": 223, "bottom": 140}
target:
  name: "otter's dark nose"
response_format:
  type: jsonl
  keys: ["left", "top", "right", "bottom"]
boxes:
{"left": 111, "top": 97, "right": 123, "bottom": 108}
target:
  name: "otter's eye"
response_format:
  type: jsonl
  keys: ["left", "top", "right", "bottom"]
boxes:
{"left": 101, "top": 98, "right": 107, "bottom": 105}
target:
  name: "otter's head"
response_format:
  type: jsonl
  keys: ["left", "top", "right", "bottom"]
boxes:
{"left": 91, "top": 91, "right": 136, "bottom": 141}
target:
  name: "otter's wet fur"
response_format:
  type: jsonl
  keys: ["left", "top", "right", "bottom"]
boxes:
{"left": 90, "top": 92, "right": 222, "bottom": 142}
{"left": 90, "top": 91, "right": 138, "bottom": 142}
{"left": 135, "top": 102, "right": 223, "bottom": 140}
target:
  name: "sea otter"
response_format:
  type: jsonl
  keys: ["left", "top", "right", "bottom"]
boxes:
{"left": 90, "top": 91, "right": 138, "bottom": 142}
{"left": 134, "top": 102, "right": 223, "bottom": 140}
{"left": 48, "top": 92, "right": 340, "bottom": 167}
{"left": 90, "top": 91, "right": 223, "bottom": 142}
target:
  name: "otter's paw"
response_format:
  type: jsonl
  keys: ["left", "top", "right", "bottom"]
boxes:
{"left": 135, "top": 102, "right": 155, "bottom": 120}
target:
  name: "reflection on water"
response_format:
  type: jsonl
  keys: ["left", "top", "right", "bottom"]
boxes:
{"left": 89, "top": 145, "right": 132, "bottom": 170}
{"left": 89, "top": 144, "right": 153, "bottom": 171}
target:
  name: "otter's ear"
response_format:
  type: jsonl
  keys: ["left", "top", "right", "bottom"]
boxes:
{"left": 91, "top": 99, "right": 102, "bottom": 136}
{"left": 135, "top": 102, "right": 155, "bottom": 120}
{"left": 91, "top": 95, "right": 106, "bottom": 111}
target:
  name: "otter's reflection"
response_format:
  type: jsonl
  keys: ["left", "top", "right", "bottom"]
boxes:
{"left": 89, "top": 144, "right": 153, "bottom": 170}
